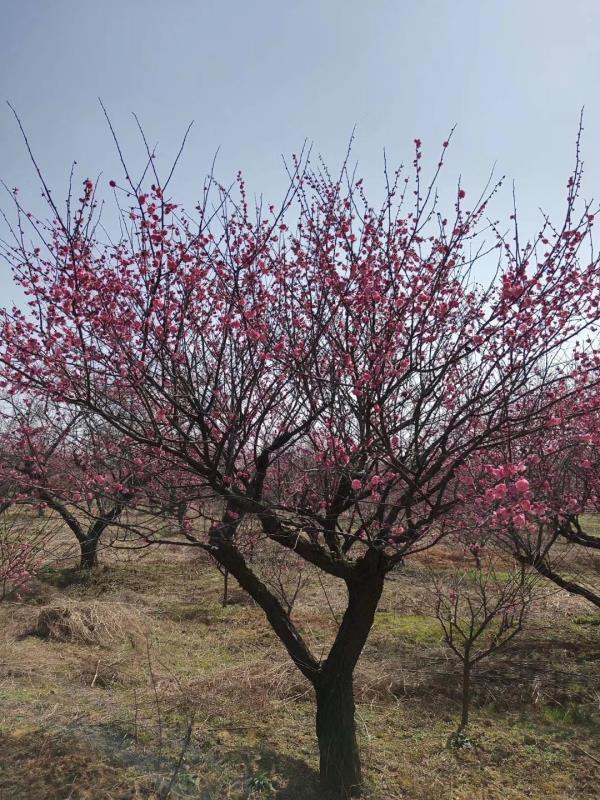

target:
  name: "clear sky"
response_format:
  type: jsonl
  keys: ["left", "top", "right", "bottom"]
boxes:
{"left": 1, "top": 0, "right": 599, "bottom": 305}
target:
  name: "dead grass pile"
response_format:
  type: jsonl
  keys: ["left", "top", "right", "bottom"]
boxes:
{"left": 32, "top": 600, "right": 148, "bottom": 646}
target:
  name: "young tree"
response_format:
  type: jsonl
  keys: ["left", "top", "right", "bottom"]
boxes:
{"left": 432, "top": 560, "right": 535, "bottom": 736}
{"left": 2, "top": 125, "right": 600, "bottom": 795}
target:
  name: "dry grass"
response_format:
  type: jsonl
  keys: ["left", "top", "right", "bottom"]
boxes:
{"left": 32, "top": 600, "right": 148, "bottom": 647}
{"left": 0, "top": 728, "right": 159, "bottom": 800}
{"left": 0, "top": 525, "right": 598, "bottom": 799}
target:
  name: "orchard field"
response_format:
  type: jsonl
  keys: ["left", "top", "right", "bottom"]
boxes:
{"left": 0, "top": 511, "right": 598, "bottom": 800}
{"left": 6, "top": 1, "right": 600, "bottom": 797}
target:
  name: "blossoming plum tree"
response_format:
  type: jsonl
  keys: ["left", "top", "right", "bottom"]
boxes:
{"left": 0, "top": 518, "right": 45, "bottom": 601}
{"left": 488, "top": 405, "right": 600, "bottom": 608}
{"left": 2, "top": 126, "right": 600, "bottom": 796}
{"left": 0, "top": 400, "right": 185, "bottom": 568}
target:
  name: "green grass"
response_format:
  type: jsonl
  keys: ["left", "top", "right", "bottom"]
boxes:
{"left": 373, "top": 611, "right": 443, "bottom": 645}
{"left": 574, "top": 613, "right": 600, "bottom": 626}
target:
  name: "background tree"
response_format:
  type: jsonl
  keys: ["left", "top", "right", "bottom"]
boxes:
{"left": 0, "top": 402, "right": 154, "bottom": 568}
{"left": 476, "top": 405, "right": 600, "bottom": 609}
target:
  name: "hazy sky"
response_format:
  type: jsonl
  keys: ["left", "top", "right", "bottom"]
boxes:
{"left": 1, "top": 1, "right": 599, "bottom": 305}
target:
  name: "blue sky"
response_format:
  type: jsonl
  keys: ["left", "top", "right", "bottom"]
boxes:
{"left": 1, "top": 1, "right": 599, "bottom": 304}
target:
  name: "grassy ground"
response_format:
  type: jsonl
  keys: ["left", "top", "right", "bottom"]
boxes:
{"left": 0, "top": 531, "right": 598, "bottom": 799}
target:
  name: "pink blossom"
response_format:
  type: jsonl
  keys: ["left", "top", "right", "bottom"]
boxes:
{"left": 515, "top": 478, "right": 530, "bottom": 493}
{"left": 493, "top": 483, "right": 508, "bottom": 500}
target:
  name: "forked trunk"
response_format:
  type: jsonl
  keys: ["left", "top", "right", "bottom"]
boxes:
{"left": 460, "top": 659, "right": 471, "bottom": 730}
{"left": 312, "top": 562, "right": 386, "bottom": 797}
{"left": 208, "top": 531, "right": 386, "bottom": 798}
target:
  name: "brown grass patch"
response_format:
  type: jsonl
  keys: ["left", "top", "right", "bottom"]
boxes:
{"left": 32, "top": 601, "right": 148, "bottom": 646}
{"left": 164, "top": 649, "right": 312, "bottom": 719}
{"left": 0, "top": 728, "right": 158, "bottom": 800}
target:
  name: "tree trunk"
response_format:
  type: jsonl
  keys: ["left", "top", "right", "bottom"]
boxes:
{"left": 177, "top": 500, "right": 188, "bottom": 531}
{"left": 315, "top": 670, "right": 361, "bottom": 797}
{"left": 79, "top": 537, "right": 99, "bottom": 570}
{"left": 222, "top": 569, "right": 229, "bottom": 607}
{"left": 78, "top": 503, "right": 125, "bottom": 571}
{"left": 312, "top": 562, "right": 386, "bottom": 797}
{"left": 460, "top": 659, "right": 471, "bottom": 730}
{"left": 208, "top": 526, "right": 387, "bottom": 798}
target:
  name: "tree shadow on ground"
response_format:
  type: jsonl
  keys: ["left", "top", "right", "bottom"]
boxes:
{"left": 0, "top": 724, "right": 333, "bottom": 800}
{"left": 250, "top": 747, "right": 325, "bottom": 799}
{"left": 0, "top": 728, "right": 157, "bottom": 799}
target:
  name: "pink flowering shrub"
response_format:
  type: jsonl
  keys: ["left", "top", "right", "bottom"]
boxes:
{"left": 0, "top": 519, "right": 42, "bottom": 600}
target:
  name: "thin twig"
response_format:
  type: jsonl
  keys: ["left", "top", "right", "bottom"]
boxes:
{"left": 573, "top": 743, "right": 600, "bottom": 766}
{"left": 145, "top": 634, "right": 163, "bottom": 753}
{"left": 163, "top": 711, "right": 196, "bottom": 798}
